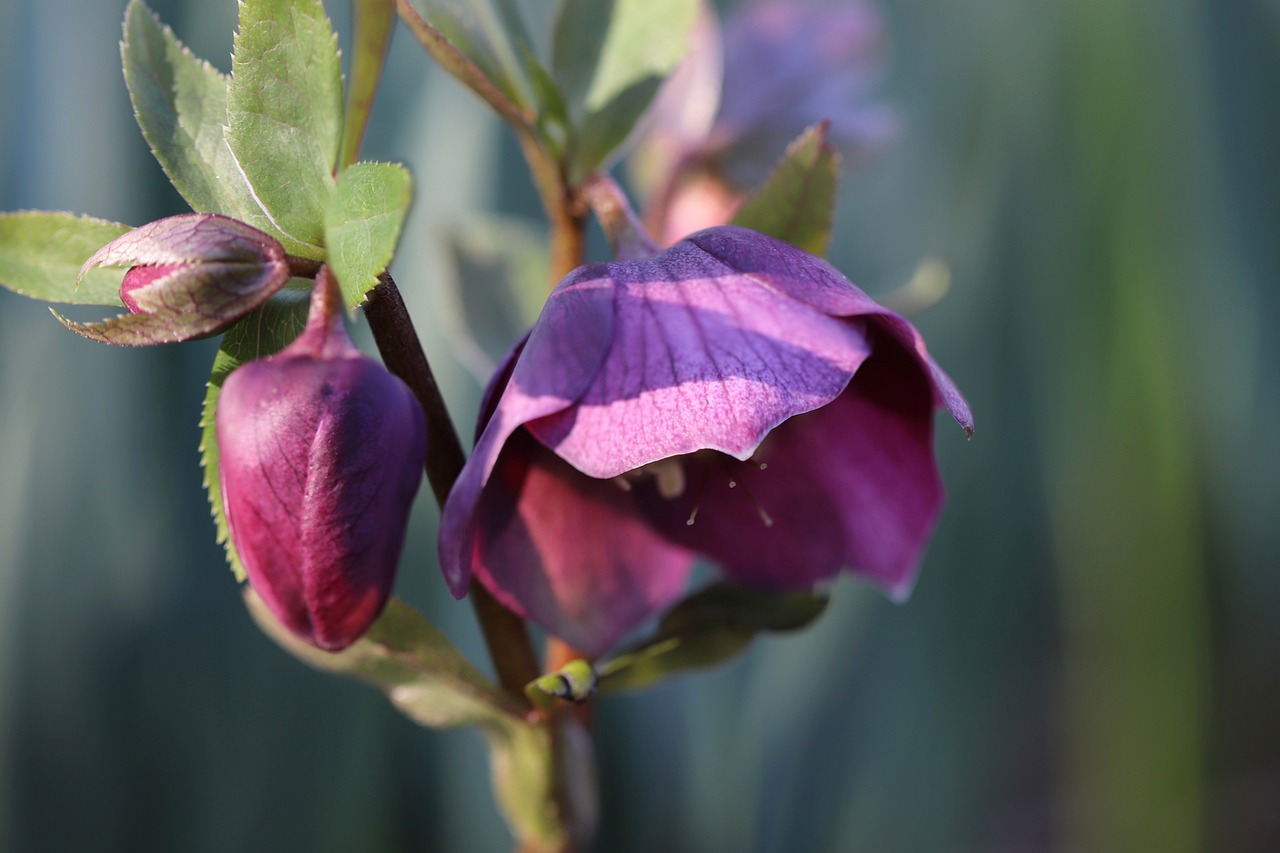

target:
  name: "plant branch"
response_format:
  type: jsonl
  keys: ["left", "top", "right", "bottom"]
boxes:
{"left": 363, "top": 273, "right": 540, "bottom": 701}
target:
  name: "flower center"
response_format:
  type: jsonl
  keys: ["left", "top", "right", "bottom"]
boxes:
{"left": 616, "top": 452, "right": 774, "bottom": 528}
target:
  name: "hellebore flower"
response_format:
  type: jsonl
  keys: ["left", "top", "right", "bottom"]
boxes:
{"left": 440, "top": 225, "right": 972, "bottom": 656}
{"left": 60, "top": 213, "right": 293, "bottom": 346}
{"left": 632, "top": 1, "right": 898, "bottom": 244}
{"left": 217, "top": 268, "right": 427, "bottom": 651}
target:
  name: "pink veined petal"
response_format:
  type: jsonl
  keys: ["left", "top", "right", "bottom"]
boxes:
{"left": 529, "top": 240, "right": 872, "bottom": 478}
{"left": 690, "top": 227, "right": 974, "bottom": 433}
{"left": 471, "top": 429, "right": 694, "bottom": 656}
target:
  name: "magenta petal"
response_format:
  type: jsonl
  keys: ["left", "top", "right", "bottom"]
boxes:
{"left": 529, "top": 241, "right": 871, "bottom": 478}
{"left": 639, "top": 329, "right": 942, "bottom": 597}
{"left": 472, "top": 429, "right": 694, "bottom": 656}
{"left": 437, "top": 271, "right": 615, "bottom": 598}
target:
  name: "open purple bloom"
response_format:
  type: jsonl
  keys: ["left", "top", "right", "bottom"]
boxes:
{"left": 217, "top": 269, "right": 427, "bottom": 651}
{"left": 440, "top": 225, "right": 972, "bottom": 655}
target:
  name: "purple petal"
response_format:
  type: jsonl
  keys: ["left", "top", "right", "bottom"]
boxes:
{"left": 690, "top": 226, "right": 974, "bottom": 434}
{"left": 470, "top": 429, "right": 694, "bottom": 656}
{"left": 528, "top": 238, "right": 872, "bottom": 478}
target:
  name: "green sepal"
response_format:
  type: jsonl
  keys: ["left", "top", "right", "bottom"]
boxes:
{"left": 226, "top": 0, "right": 343, "bottom": 257}
{"left": 324, "top": 162, "right": 413, "bottom": 306}
{"left": 0, "top": 212, "right": 129, "bottom": 305}
{"left": 526, "top": 659, "right": 598, "bottom": 707}
{"left": 732, "top": 121, "right": 841, "bottom": 257}
{"left": 552, "top": 0, "right": 698, "bottom": 184}
{"left": 598, "top": 583, "right": 830, "bottom": 693}
{"left": 199, "top": 289, "right": 312, "bottom": 580}
{"left": 244, "top": 589, "right": 527, "bottom": 729}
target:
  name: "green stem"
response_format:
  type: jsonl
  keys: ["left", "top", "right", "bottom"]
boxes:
{"left": 363, "top": 273, "right": 540, "bottom": 701}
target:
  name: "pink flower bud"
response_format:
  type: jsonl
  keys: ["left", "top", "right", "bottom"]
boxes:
{"left": 64, "top": 213, "right": 292, "bottom": 346}
{"left": 217, "top": 269, "right": 427, "bottom": 651}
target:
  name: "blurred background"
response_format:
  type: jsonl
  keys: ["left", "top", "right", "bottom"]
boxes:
{"left": 1, "top": 0, "right": 1276, "bottom": 851}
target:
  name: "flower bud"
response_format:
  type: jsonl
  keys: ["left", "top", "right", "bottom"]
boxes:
{"left": 63, "top": 213, "right": 292, "bottom": 346}
{"left": 217, "top": 268, "right": 427, "bottom": 651}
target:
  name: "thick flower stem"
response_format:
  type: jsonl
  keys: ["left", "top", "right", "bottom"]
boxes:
{"left": 363, "top": 274, "right": 540, "bottom": 700}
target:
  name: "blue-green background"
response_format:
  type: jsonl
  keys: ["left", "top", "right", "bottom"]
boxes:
{"left": 1, "top": 1, "right": 1276, "bottom": 850}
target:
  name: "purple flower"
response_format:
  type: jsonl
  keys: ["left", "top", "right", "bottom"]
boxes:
{"left": 633, "top": 1, "right": 897, "bottom": 244}
{"left": 217, "top": 268, "right": 427, "bottom": 651}
{"left": 440, "top": 226, "right": 971, "bottom": 655}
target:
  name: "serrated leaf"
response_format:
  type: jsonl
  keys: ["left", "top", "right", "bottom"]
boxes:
{"left": 731, "top": 121, "right": 841, "bottom": 257}
{"left": 598, "top": 583, "right": 829, "bottom": 693}
{"left": 226, "top": 0, "right": 342, "bottom": 256}
{"left": 324, "top": 162, "right": 412, "bottom": 306}
{"left": 200, "top": 289, "right": 312, "bottom": 581}
{"left": 245, "top": 589, "right": 524, "bottom": 729}
{"left": 340, "top": 0, "right": 397, "bottom": 170}
{"left": 0, "top": 212, "right": 129, "bottom": 305}
{"left": 122, "top": 0, "right": 275, "bottom": 237}
{"left": 553, "top": 0, "right": 698, "bottom": 183}
{"left": 56, "top": 214, "right": 292, "bottom": 346}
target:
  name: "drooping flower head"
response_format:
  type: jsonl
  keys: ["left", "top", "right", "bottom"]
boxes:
{"left": 217, "top": 268, "right": 427, "bottom": 651}
{"left": 440, "top": 225, "right": 971, "bottom": 656}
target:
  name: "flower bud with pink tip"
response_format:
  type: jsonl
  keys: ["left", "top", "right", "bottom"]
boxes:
{"left": 65, "top": 213, "right": 294, "bottom": 346}
{"left": 217, "top": 268, "right": 427, "bottom": 651}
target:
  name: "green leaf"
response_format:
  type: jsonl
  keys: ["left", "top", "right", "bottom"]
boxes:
{"left": 598, "top": 583, "right": 829, "bottom": 693}
{"left": 226, "top": 0, "right": 343, "bottom": 257}
{"left": 440, "top": 215, "right": 547, "bottom": 372}
{"left": 398, "top": 0, "right": 535, "bottom": 120}
{"left": 340, "top": 0, "right": 397, "bottom": 170}
{"left": 553, "top": 0, "right": 698, "bottom": 183}
{"left": 200, "top": 289, "right": 312, "bottom": 581}
{"left": 122, "top": 0, "right": 271, "bottom": 234}
{"left": 324, "top": 162, "right": 413, "bottom": 306}
{"left": 391, "top": 0, "right": 527, "bottom": 129}
{"left": 244, "top": 589, "right": 526, "bottom": 729}
{"left": 0, "top": 212, "right": 129, "bottom": 305}
{"left": 731, "top": 121, "right": 841, "bottom": 257}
